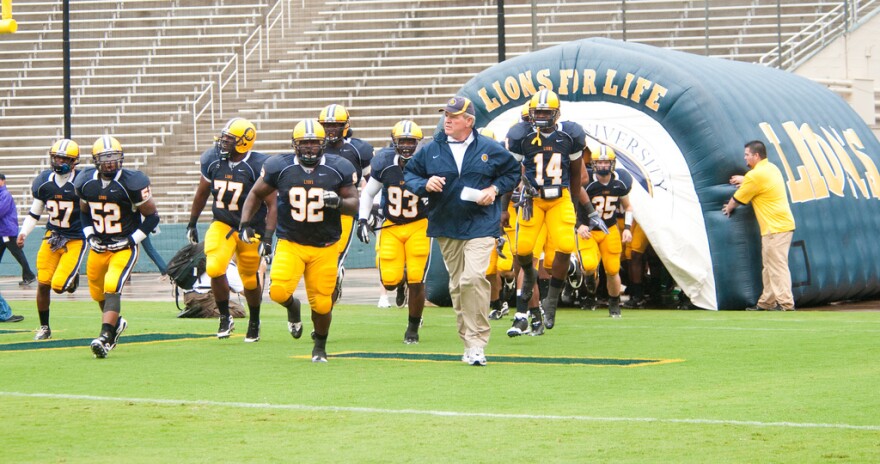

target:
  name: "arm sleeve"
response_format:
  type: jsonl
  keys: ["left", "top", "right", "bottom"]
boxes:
{"left": 732, "top": 172, "right": 758, "bottom": 204}
{"left": 358, "top": 177, "right": 383, "bottom": 219}
{"left": 492, "top": 149, "right": 522, "bottom": 195}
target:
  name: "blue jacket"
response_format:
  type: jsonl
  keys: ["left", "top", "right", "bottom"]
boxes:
{"left": 404, "top": 129, "right": 520, "bottom": 240}
{"left": 0, "top": 186, "right": 19, "bottom": 237}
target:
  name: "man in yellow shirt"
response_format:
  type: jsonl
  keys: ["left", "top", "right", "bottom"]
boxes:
{"left": 722, "top": 140, "right": 796, "bottom": 311}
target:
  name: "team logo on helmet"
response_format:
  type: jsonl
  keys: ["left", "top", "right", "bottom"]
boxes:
{"left": 217, "top": 118, "right": 256, "bottom": 159}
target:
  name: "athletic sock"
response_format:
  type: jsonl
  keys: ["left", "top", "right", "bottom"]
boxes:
{"left": 249, "top": 304, "right": 261, "bottom": 324}
{"left": 39, "top": 309, "right": 50, "bottom": 326}
{"left": 217, "top": 300, "right": 230, "bottom": 318}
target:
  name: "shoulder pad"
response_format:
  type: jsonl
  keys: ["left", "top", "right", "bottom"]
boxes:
{"left": 121, "top": 169, "right": 151, "bottom": 191}
{"left": 199, "top": 146, "right": 220, "bottom": 166}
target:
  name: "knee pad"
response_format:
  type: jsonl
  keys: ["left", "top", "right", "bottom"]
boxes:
{"left": 205, "top": 256, "right": 227, "bottom": 279}
{"left": 269, "top": 283, "right": 292, "bottom": 305}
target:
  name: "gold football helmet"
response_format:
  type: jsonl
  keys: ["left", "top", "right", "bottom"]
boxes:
{"left": 291, "top": 120, "right": 326, "bottom": 167}
{"left": 390, "top": 120, "right": 423, "bottom": 159}
{"left": 218, "top": 118, "right": 256, "bottom": 159}
{"left": 529, "top": 89, "right": 560, "bottom": 129}
{"left": 92, "top": 136, "right": 124, "bottom": 179}
{"left": 317, "top": 104, "right": 350, "bottom": 144}
{"left": 49, "top": 139, "right": 80, "bottom": 175}
{"left": 591, "top": 145, "right": 617, "bottom": 176}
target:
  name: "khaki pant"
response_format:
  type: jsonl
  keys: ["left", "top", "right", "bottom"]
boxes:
{"left": 758, "top": 231, "right": 795, "bottom": 310}
{"left": 438, "top": 237, "right": 495, "bottom": 350}
{"left": 180, "top": 291, "right": 246, "bottom": 318}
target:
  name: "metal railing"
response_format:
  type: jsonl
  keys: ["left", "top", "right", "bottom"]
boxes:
{"left": 192, "top": 81, "right": 214, "bottom": 150}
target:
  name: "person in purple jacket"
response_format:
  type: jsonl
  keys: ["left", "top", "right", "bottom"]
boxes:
{"left": 0, "top": 173, "right": 36, "bottom": 287}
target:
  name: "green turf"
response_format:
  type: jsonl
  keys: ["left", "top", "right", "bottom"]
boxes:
{"left": 1, "top": 300, "right": 878, "bottom": 463}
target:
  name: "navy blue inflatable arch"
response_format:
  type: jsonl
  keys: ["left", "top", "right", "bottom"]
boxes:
{"left": 424, "top": 37, "right": 880, "bottom": 310}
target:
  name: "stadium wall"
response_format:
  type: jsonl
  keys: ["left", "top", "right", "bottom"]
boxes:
{"left": 424, "top": 37, "right": 880, "bottom": 310}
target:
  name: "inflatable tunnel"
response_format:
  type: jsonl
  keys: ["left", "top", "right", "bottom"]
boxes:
{"left": 425, "top": 37, "right": 880, "bottom": 310}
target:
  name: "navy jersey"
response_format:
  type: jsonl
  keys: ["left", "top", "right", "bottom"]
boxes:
{"left": 200, "top": 147, "right": 268, "bottom": 233}
{"left": 31, "top": 169, "right": 84, "bottom": 239}
{"left": 506, "top": 120, "right": 587, "bottom": 189}
{"left": 324, "top": 137, "right": 373, "bottom": 184}
{"left": 75, "top": 168, "right": 151, "bottom": 241}
{"left": 371, "top": 147, "right": 427, "bottom": 225}
{"left": 584, "top": 169, "right": 632, "bottom": 227}
{"left": 261, "top": 153, "right": 357, "bottom": 247}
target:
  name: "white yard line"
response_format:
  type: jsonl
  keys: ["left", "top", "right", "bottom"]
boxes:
{"left": 2, "top": 391, "right": 878, "bottom": 431}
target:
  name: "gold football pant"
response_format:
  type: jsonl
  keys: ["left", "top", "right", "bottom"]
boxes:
{"left": 204, "top": 221, "right": 261, "bottom": 290}
{"left": 269, "top": 239, "right": 337, "bottom": 315}
{"left": 515, "top": 191, "right": 576, "bottom": 258}
{"left": 36, "top": 232, "right": 86, "bottom": 293}
{"left": 577, "top": 225, "right": 623, "bottom": 276}
{"left": 86, "top": 246, "right": 139, "bottom": 302}
{"left": 377, "top": 218, "right": 431, "bottom": 287}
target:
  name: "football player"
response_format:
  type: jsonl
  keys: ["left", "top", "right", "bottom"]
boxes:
{"left": 357, "top": 120, "right": 430, "bottom": 344}
{"left": 239, "top": 120, "right": 358, "bottom": 362}
{"left": 318, "top": 104, "right": 374, "bottom": 305}
{"left": 75, "top": 136, "right": 160, "bottom": 358}
{"left": 16, "top": 139, "right": 86, "bottom": 340}
{"left": 506, "top": 89, "right": 598, "bottom": 332}
{"left": 185, "top": 117, "right": 277, "bottom": 342}
{"left": 577, "top": 145, "right": 633, "bottom": 318}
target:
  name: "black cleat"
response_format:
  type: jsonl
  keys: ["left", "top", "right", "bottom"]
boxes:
{"left": 286, "top": 297, "right": 303, "bottom": 339}
{"left": 541, "top": 297, "right": 557, "bottom": 329}
{"left": 244, "top": 321, "right": 261, "bottom": 342}
{"left": 488, "top": 302, "right": 509, "bottom": 320}
{"left": 331, "top": 267, "right": 345, "bottom": 303}
{"left": 530, "top": 315, "right": 545, "bottom": 336}
{"left": 288, "top": 321, "right": 303, "bottom": 339}
{"left": 395, "top": 282, "right": 408, "bottom": 308}
{"left": 609, "top": 298, "right": 622, "bottom": 318}
{"left": 506, "top": 315, "right": 530, "bottom": 337}
{"left": 404, "top": 319, "right": 421, "bottom": 344}
{"left": 108, "top": 317, "right": 127, "bottom": 350}
{"left": 90, "top": 335, "right": 110, "bottom": 358}
{"left": 217, "top": 316, "right": 234, "bottom": 339}
{"left": 519, "top": 265, "right": 538, "bottom": 302}
{"left": 623, "top": 297, "right": 645, "bottom": 309}
{"left": 65, "top": 275, "right": 79, "bottom": 294}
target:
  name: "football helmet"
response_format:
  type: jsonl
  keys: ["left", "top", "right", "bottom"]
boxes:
{"left": 591, "top": 145, "right": 617, "bottom": 176}
{"left": 317, "top": 104, "right": 350, "bottom": 144}
{"left": 520, "top": 102, "right": 531, "bottom": 123}
{"left": 390, "top": 120, "right": 423, "bottom": 160}
{"left": 477, "top": 127, "right": 496, "bottom": 140}
{"left": 291, "top": 119, "right": 326, "bottom": 168}
{"left": 92, "top": 136, "right": 124, "bottom": 179}
{"left": 217, "top": 117, "right": 256, "bottom": 160}
{"left": 529, "top": 89, "right": 560, "bottom": 129}
{"left": 49, "top": 139, "right": 80, "bottom": 175}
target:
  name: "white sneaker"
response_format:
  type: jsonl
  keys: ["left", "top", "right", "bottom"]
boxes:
{"left": 470, "top": 347, "right": 487, "bottom": 366}
{"left": 377, "top": 295, "right": 391, "bottom": 308}
{"left": 461, "top": 347, "right": 473, "bottom": 364}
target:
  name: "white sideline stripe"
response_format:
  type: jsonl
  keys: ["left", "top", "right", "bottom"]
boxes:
{"left": 2, "top": 391, "right": 878, "bottom": 431}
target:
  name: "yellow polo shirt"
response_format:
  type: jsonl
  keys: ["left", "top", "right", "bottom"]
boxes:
{"left": 733, "top": 158, "right": 796, "bottom": 235}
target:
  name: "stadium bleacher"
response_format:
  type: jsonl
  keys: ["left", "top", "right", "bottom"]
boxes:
{"left": 1, "top": 0, "right": 878, "bottom": 224}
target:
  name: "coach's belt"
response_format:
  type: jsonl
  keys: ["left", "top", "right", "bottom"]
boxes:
{"left": 539, "top": 186, "right": 562, "bottom": 200}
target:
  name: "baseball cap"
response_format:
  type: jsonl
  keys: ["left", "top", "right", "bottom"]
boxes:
{"left": 440, "top": 96, "right": 475, "bottom": 117}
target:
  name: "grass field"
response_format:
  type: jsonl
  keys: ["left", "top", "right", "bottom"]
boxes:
{"left": 1, "top": 300, "right": 878, "bottom": 463}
